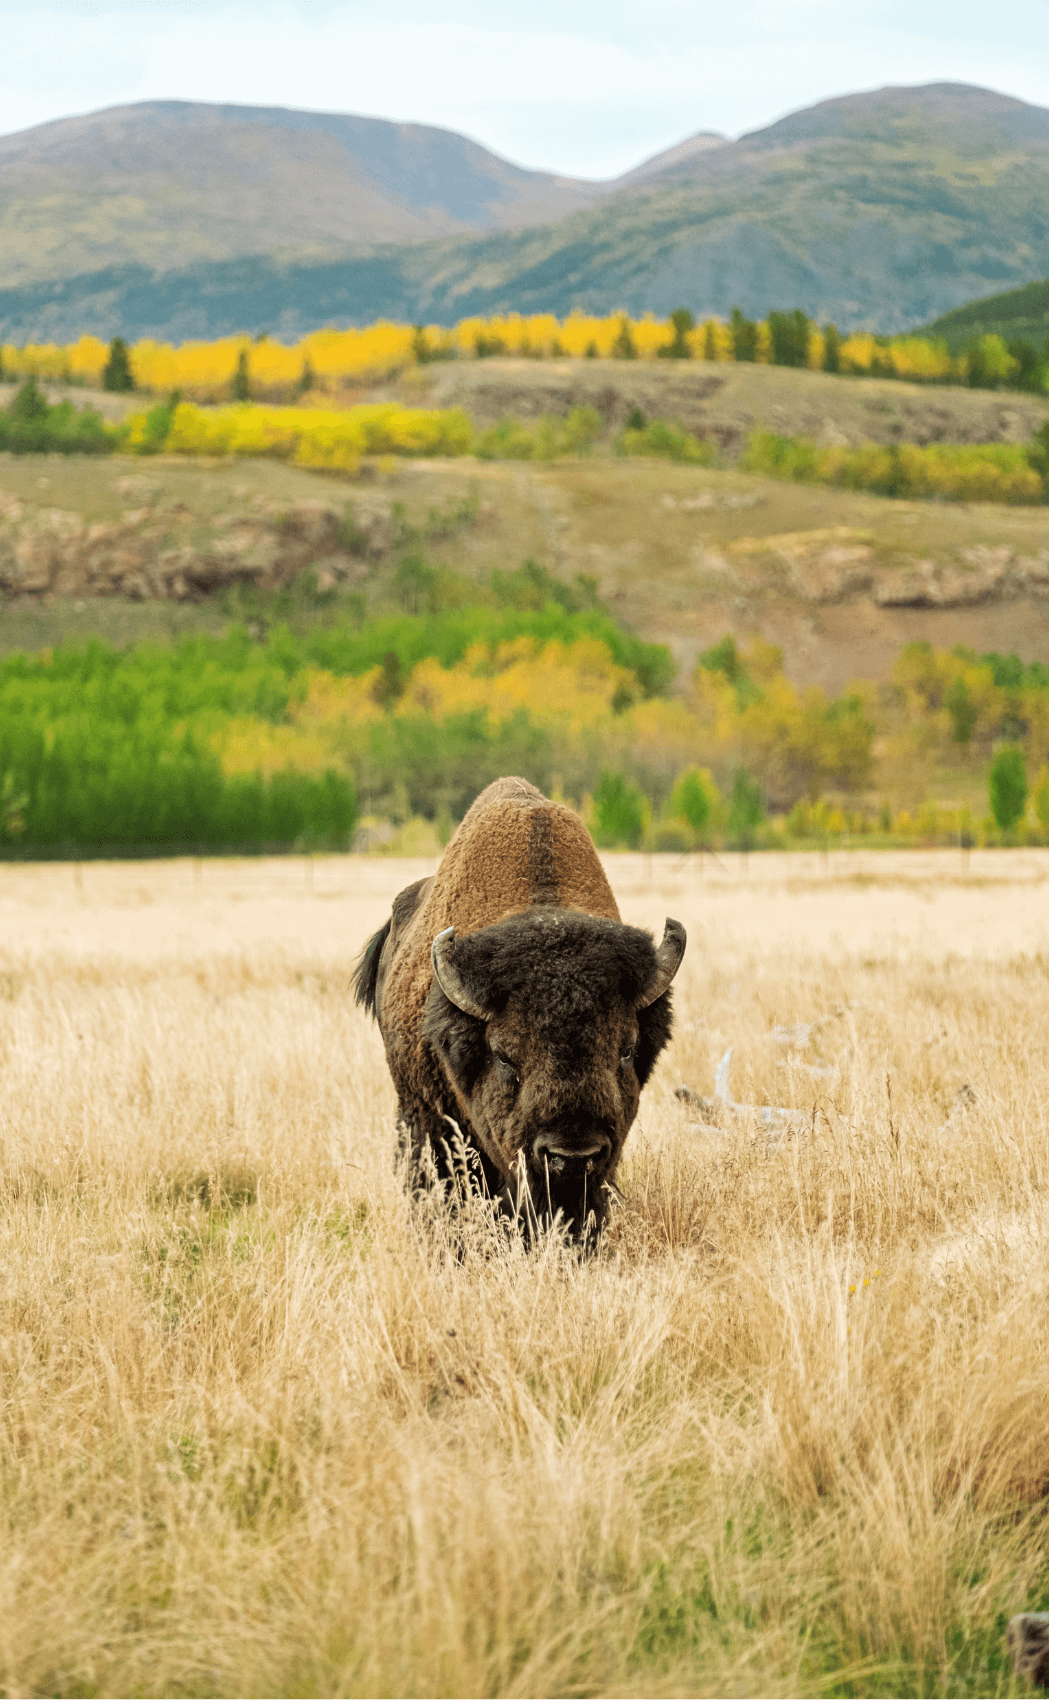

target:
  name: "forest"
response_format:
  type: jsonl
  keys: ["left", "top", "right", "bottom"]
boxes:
{"left": 1, "top": 581, "right": 1047, "bottom": 854}
{"left": 2, "top": 304, "right": 1047, "bottom": 400}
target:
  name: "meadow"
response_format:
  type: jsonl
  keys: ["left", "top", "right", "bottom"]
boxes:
{"left": 2, "top": 848, "right": 1047, "bottom": 1697}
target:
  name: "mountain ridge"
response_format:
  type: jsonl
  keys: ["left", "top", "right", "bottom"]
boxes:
{"left": 3, "top": 83, "right": 1049, "bottom": 341}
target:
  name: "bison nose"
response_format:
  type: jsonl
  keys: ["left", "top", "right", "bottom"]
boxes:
{"left": 532, "top": 1128, "right": 613, "bottom": 1175}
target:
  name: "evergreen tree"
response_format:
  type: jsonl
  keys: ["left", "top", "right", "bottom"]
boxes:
{"left": 658, "top": 309, "right": 695, "bottom": 359}
{"left": 768, "top": 309, "right": 810, "bottom": 368}
{"left": 730, "top": 308, "right": 758, "bottom": 363}
{"left": 703, "top": 321, "right": 718, "bottom": 362}
{"left": 822, "top": 324, "right": 841, "bottom": 374}
{"left": 231, "top": 349, "right": 251, "bottom": 401}
{"left": 989, "top": 747, "right": 1027, "bottom": 831}
{"left": 612, "top": 318, "right": 638, "bottom": 359}
{"left": 297, "top": 356, "right": 315, "bottom": 394}
{"left": 103, "top": 336, "right": 134, "bottom": 393}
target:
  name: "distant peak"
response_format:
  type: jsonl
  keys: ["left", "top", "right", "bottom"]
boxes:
{"left": 611, "top": 131, "right": 728, "bottom": 188}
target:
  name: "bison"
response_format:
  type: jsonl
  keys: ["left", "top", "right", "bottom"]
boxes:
{"left": 354, "top": 776, "right": 685, "bottom": 1238}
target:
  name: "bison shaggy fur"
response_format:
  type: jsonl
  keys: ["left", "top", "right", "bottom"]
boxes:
{"left": 354, "top": 777, "right": 685, "bottom": 1236}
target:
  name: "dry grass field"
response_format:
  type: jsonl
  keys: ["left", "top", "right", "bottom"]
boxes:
{"left": 2, "top": 849, "right": 1048, "bottom": 1698}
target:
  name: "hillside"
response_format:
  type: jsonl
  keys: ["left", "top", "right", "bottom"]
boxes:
{"left": 2, "top": 84, "right": 1049, "bottom": 341}
{"left": 923, "top": 276, "right": 1049, "bottom": 351}
{"left": 4, "top": 352, "right": 1049, "bottom": 695}
{"left": 0, "top": 101, "right": 604, "bottom": 290}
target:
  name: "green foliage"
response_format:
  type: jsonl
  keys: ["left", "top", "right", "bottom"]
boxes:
{"left": 946, "top": 676, "right": 979, "bottom": 743}
{"left": 965, "top": 334, "right": 1017, "bottom": 390}
{"left": 128, "top": 393, "right": 179, "bottom": 455}
{"left": 297, "top": 356, "right": 315, "bottom": 394}
{"left": 823, "top": 323, "right": 842, "bottom": 373}
{"left": 0, "top": 379, "right": 113, "bottom": 454}
{"left": 726, "top": 767, "right": 764, "bottom": 849}
{"left": 592, "top": 771, "right": 647, "bottom": 848}
{"left": 741, "top": 430, "right": 1045, "bottom": 504}
{"left": 698, "top": 635, "right": 761, "bottom": 707}
{"left": 473, "top": 406, "right": 603, "bottom": 460}
{"left": 989, "top": 746, "right": 1027, "bottom": 831}
{"left": 671, "top": 767, "right": 717, "bottom": 839}
{"left": 730, "top": 308, "right": 759, "bottom": 363}
{"left": 231, "top": 348, "right": 251, "bottom": 401}
{"left": 617, "top": 418, "right": 713, "bottom": 464}
{"left": 362, "top": 708, "right": 555, "bottom": 821}
{"left": 490, "top": 559, "right": 600, "bottom": 614}
{"left": 658, "top": 308, "right": 695, "bottom": 359}
{"left": 612, "top": 317, "right": 638, "bottom": 359}
{"left": 768, "top": 309, "right": 810, "bottom": 368}
{"left": 0, "top": 632, "right": 359, "bottom": 852}
{"left": 102, "top": 336, "right": 134, "bottom": 392}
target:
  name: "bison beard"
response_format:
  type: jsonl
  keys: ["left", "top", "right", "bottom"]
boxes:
{"left": 353, "top": 777, "right": 685, "bottom": 1240}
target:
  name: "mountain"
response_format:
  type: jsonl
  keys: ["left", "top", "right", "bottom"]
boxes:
{"left": 921, "top": 277, "right": 1049, "bottom": 351}
{"left": 0, "top": 100, "right": 604, "bottom": 289}
{"left": 3, "top": 83, "right": 1049, "bottom": 342}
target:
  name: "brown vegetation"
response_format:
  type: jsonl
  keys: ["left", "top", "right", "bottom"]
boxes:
{"left": 1, "top": 850, "right": 1047, "bottom": 1696}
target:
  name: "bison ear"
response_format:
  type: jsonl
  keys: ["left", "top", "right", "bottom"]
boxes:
{"left": 431, "top": 927, "right": 493, "bottom": 1021}
{"left": 637, "top": 918, "right": 686, "bottom": 1008}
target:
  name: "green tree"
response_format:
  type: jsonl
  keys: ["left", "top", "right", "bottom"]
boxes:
{"left": 611, "top": 318, "right": 638, "bottom": 360}
{"left": 231, "top": 348, "right": 251, "bottom": 401}
{"left": 658, "top": 309, "right": 695, "bottom": 359}
{"left": 767, "top": 309, "right": 810, "bottom": 368}
{"left": 727, "top": 766, "right": 764, "bottom": 849}
{"left": 1033, "top": 764, "right": 1049, "bottom": 829}
{"left": 592, "top": 771, "right": 647, "bottom": 847}
{"left": 297, "top": 356, "right": 315, "bottom": 394}
{"left": 703, "top": 321, "right": 718, "bottom": 362}
{"left": 989, "top": 746, "right": 1027, "bottom": 830}
{"left": 730, "top": 308, "right": 758, "bottom": 363}
{"left": 671, "top": 767, "right": 717, "bottom": 842}
{"left": 946, "top": 676, "right": 979, "bottom": 744}
{"left": 822, "top": 323, "right": 841, "bottom": 373}
{"left": 103, "top": 336, "right": 134, "bottom": 392}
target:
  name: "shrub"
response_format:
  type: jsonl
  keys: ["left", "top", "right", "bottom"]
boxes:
{"left": 617, "top": 418, "right": 713, "bottom": 464}
{"left": 989, "top": 747, "right": 1028, "bottom": 831}
{"left": 0, "top": 380, "right": 113, "bottom": 454}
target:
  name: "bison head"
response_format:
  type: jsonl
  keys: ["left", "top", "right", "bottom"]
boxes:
{"left": 422, "top": 908, "right": 685, "bottom": 1234}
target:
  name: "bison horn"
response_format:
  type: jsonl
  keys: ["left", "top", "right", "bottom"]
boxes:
{"left": 637, "top": 918, "right": 687, "bottom": 1008}
{"left": 431, "top": 926, "right": 491, "bottom": 1020}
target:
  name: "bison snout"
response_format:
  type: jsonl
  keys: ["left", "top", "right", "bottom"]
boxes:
{"left": 532, "top": 1128, "right": 613, "bottom": 1175}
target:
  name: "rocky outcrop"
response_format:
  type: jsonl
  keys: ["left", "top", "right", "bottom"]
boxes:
{"left": 739, "top": 528, "right": 1049, "bottom": 609}
{"left": 0, "top": 489, "right": 387, "bottom": 601}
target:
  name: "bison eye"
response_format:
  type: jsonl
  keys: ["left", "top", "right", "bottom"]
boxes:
{"left": 491, "top": 1048, "right": 520, "bottom": 1085}
{"left": 619, "top": 1047, "right": 635, "bottom": 1068}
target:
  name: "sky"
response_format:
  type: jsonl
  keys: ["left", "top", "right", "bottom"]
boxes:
{"left": 3, "top": 0, "right": 1048, "bottom": 177}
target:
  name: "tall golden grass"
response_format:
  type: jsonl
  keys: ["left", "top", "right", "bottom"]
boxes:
{"left": 1, "top": 849, "right": 1047, "bottom": 1697}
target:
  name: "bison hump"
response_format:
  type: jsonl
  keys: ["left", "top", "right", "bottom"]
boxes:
{"left": 437, "top": 782, "right": 619, "bottom": 935}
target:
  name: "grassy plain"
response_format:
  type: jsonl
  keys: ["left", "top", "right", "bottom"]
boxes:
{"left": 1, "top": 850, "right": 1048, "bottom": 1696}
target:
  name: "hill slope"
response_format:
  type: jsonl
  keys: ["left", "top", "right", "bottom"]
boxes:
{"left": 3, "top": 84, "right": 1049, "bottom": 340}
{"left": 0, "top": 101, "right": 603, "bottom": 289}
{"left": 922, "top": 277, "right": 1049, "bottom": 350}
